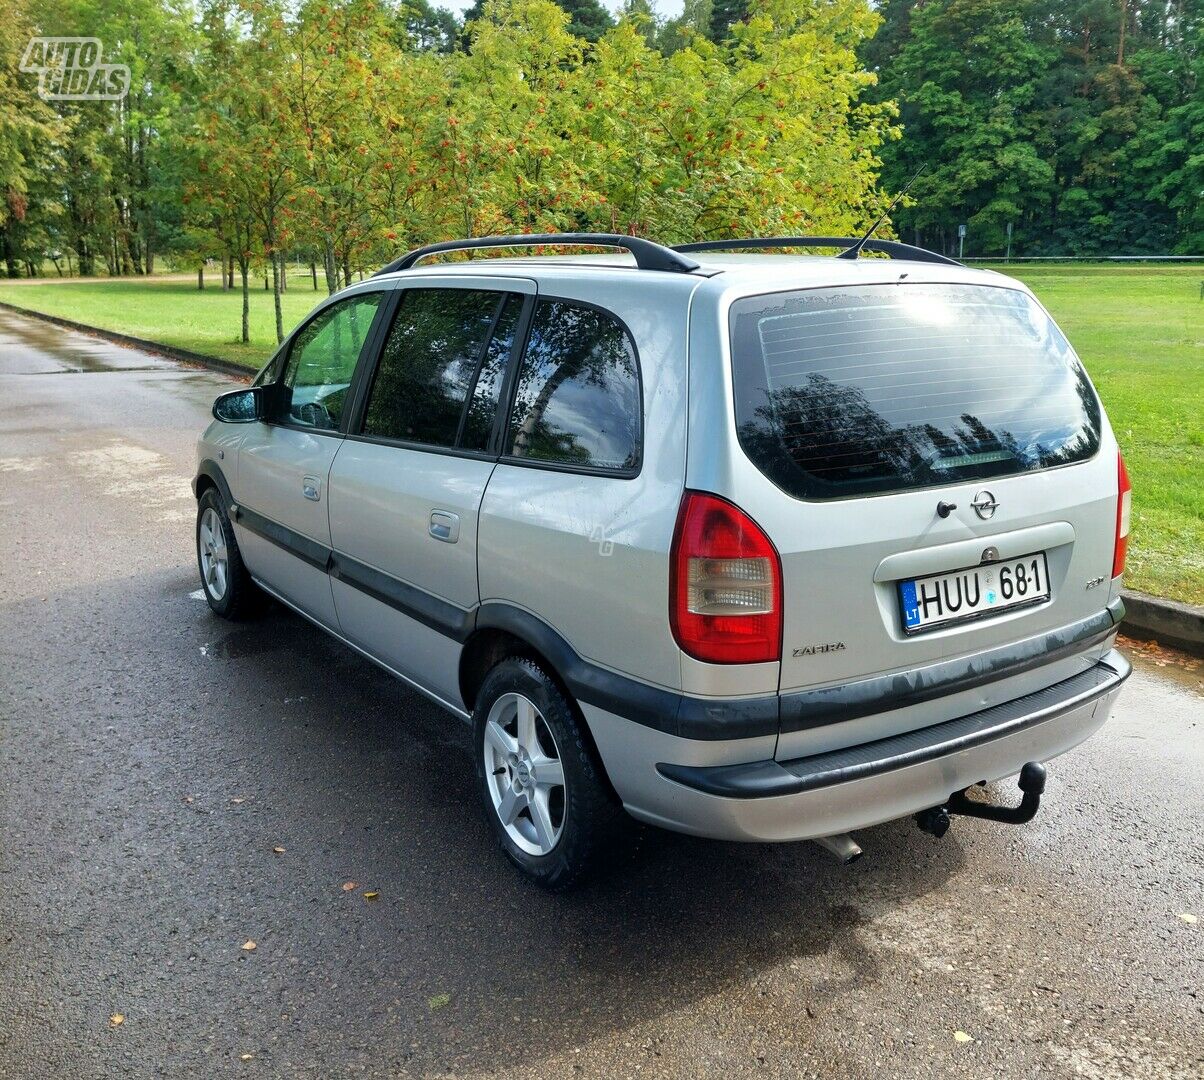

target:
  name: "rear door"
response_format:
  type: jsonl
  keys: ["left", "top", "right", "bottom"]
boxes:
{"left": 327, "top": 278, "right": 533, "bottom": 707}
{"left": 233, "top": 290, "right": 386, "bottom": 625}
{"left": 723, "top": 280, "right": 1119, "bottom": 745}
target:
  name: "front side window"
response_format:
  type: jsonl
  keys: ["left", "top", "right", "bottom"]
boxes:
{"left": 505, "top": 300, "right": 641, "bottom": 473}
{"left": 730, "top": 283, "right": 1102, "bottom": 499}
{"left": 279, "top": 293, "right": 382, "bottom": 430}
{"left": 362, "top": 288, "right": 512, "bottom": 449}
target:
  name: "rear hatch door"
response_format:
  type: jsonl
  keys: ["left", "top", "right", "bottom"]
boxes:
{"left": 724, "top": 279, "right": 1118, "bottom": 750}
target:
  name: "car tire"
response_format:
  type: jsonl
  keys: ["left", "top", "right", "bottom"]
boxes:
{"left": 473, "top": 657, "right": 622, "bottom": 890}
{"left": 196, "top": 487, "right": 258, "bottom": 620}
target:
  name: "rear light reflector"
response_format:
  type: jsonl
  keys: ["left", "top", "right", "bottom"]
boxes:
{"left": 1113, "top": 453, "right": 1131, "bottom": 579}
{"left": 670, "top": 491, "right": 782, "bottom": 664}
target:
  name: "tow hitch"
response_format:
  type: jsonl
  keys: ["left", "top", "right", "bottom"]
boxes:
{"left": 914, "top": 762, "right": 1048, "bottom": 839}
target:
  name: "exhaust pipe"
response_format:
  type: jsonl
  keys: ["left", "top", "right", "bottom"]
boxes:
{"left": 813, "top": 833, "right": 863, "bottom": 864}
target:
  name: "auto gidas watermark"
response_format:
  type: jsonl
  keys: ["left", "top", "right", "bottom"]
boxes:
{"left": 20, "top": 37, "right": 130, "bottom": 101}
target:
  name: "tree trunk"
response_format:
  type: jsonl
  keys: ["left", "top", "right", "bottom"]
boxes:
{"left": 227, "top": 254, "right": 234, "bottom": 290}
{"left": 311, "top": 261, "right": 318, "bottom": 290}
{"left": 239, "top": 258, "right": 250, "bottom": 343}
{"left": 342, "top": 256, "right": 352, "bottom": 290}
{"left": 323, "top": 237, "right": 338, "bottom": 295}
{"left": 279, "top": 252, "right": 287, "bottom": 292}
{"left": 198, "top": 264, "right": 204, "bottom": 290}
{"left": 270, "top": 249, "right": 284, "bottom": 344}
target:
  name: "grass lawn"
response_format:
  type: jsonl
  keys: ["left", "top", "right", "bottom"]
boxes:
{"left": 0, "top": 274, "right": 332, "bottom": 370}
{"left": 0, "top": 264, "right": 1200, "bottom": 605}
{"left": 992, "top": 265, "right": 1203, "bottom": 606}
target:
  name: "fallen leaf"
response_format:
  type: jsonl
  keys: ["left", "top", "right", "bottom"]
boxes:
{"left": 240, "top": 1053, "right": 254, "bottom": 1061}
{"left": 428, "top": 992, "right": 451, "bottom": 1011}
{"left": 342, "top": 881, "right": 358, "bottom": 892}
{"left": 241, "top": 940, "right": 257, "bottom": 951}
{"left": 231, "top": 797, "right": 245, "bottom": 805}
{"left": 1179, "top": 912, "right": 1198, "bottom": 925}
{"left": 182, "top": 796, "right": 194, "bottom": 804}
{"left": 953, "top": 1031, "right": 973, "bottom": 1043}
{"left": 109, "top": 1013, "right": 125, "bottom": 1027}
{"left": 363, "top": 891, "right": 380, "bottom": 902}
{"left": 272, "top": 846, "right": 286, "bottom": 854}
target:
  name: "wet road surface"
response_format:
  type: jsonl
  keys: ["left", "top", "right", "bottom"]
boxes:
{"left": 0, "top": 310, "right": 1201, "bottom": 1078}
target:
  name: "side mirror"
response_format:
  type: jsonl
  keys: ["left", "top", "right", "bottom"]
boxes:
{"left": 212, "top": 386, "right": 264, "bottom": 423}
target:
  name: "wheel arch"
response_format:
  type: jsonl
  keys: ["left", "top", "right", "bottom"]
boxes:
{"left": 460, "top": 606, "right": 621, "bottom": 801}
{"left": 193, "top": 459, "right": 234, "bottom": 504}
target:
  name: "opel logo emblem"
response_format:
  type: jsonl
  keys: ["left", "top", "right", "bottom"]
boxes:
{"left": 971, "top": 490, "right": 998, "bottom": 520}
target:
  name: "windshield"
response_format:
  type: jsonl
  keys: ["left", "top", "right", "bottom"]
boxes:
{"left": 729, "top": 282, "right": 1102, "bottom": 500}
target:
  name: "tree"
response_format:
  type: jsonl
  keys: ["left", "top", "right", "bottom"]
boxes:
{"left": 0, "top": 0, "right": 66, "bottom": 275}
{"left": 461, "top": 0, "right": 611, "bottom": 42}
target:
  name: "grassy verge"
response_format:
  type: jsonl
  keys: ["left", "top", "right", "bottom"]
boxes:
{"left": 0, "top": 265, "right": 1200, "bottom": 605}
{"left": 0, "top": 275, "right": 332, "bottom": 370}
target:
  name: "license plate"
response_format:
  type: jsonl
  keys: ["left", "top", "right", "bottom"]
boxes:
{"left": 899, "top": 551, "right": 1050, "bottom": 634}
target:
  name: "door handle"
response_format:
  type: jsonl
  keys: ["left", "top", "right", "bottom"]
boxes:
{"left": 429, "top": 510, "right": 460, "bottom": 543}
{"left": 302, "top": 476, "right": 321, "bottom": 501}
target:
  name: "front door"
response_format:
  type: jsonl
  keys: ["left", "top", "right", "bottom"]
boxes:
{"left": 233, "top": 290, "right": 386, "bottom": 626}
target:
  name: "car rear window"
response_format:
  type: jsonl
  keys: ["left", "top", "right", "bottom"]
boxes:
{"left": 729, "top": 283, "right": 1102, "bottom": 500}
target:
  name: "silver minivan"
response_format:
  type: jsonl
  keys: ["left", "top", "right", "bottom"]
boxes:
{"left": 194, "top": 234, "right": 1131, "bottom": 888}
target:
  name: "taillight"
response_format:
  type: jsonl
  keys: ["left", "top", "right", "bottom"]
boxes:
{"left": 1112, "top": 453, "right": 1131, "bottom": 579}
{"left": 670, "top": 491, "right": 782, "bottom": 664}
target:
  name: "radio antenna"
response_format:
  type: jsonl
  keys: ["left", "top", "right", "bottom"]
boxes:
{"left": 838, "top": 165, "right": 928, "bottom": 260}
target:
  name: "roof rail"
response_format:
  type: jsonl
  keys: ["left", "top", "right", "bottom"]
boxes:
{"left": 671, "top": 237, "right": 961, "bottom": 267}
{"left": 375, "top": 233, "right": 700, "bottom": 276}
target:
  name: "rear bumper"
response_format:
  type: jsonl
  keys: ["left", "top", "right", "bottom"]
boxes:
{"left": 587, "top": 650, "right": 1129, "bottom": 843}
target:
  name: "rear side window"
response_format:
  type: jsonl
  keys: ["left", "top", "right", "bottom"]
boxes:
{"left": 730, "top": 283, "right": 1102, "bottom": 499}
{"left": 505, "top": 300, "right": 641, "bottom": 473}
{"left": 362, "top": 288, "right": 512, "bottom": 449}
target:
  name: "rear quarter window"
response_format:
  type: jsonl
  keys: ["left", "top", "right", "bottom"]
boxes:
{"left": 730, "top": 283, "right": 1102, "bottom": 500}
{"left": 504, "top": 299, "right": 641, "bottom": 474}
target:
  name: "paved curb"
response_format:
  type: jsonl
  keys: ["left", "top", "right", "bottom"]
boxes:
{"left": 0, "top": 299, "right": 255, "bottom": 380}
{"left": 1120, "top": 590, "right": 1204, "bottom": 658}
{"left": 3, "top": 299, "right": 1201, "bottom": 659}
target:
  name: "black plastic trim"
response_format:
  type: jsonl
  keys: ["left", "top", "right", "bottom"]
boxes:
{"left": 329, "top": 553, "right": 476, "bottom": 642}
{"left": 672, "top": 236, "right": 962, "bottom": 267}
{"left": 658, "top": 651, "right": 1131, "bottom": 799}
{"left": 780, "top": 607, "right": 1120, "bottom": 734}
{"left": 229, "top": 504, "right": 332, "bottom": 572}
{"left": 376, "top": 233, "right": 701, "bottom": 275}
{"left": 187, "top": 478, "right": 1128, "bottom": 747}
{"left": 472, "top": 604, "right": 780, "bottom": 741}
{"left": 193, "top": 459, "right": 234, "bottom": 504}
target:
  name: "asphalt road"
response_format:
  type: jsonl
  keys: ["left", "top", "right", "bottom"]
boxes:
{"left": 1, "top": 309, "right": 1201, "bottom": 1079}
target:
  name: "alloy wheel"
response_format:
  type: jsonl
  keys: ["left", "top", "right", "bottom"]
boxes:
{"left": 483, "top": 692, "right": 566, "bottom": 856}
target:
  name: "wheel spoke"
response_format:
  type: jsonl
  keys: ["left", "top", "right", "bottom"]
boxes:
{"left": 528, "top": 788, "right": 556, "bottom": 851}
{"left": 496, "top": 784, "right": 526, "bottom": 826}
{"left": 531, "top": 756, "right": 563, "bottom": 789}
{"left": 484, "top": 719, "right": 517, "bottom": 761}
{"left": 515, "top": 697, "right": 537, "bottom": 753}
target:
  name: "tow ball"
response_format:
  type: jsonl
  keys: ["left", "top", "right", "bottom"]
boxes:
{"left": 914, "top": 762, "right": 1048, "bottom": 839}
